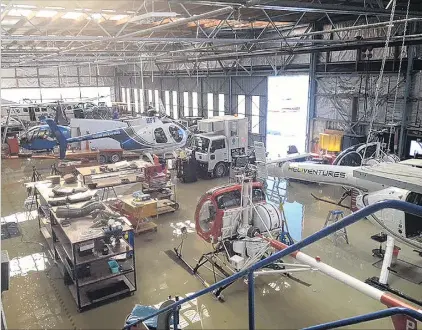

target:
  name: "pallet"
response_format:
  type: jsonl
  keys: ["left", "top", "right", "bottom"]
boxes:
{"left": 134, "top": 221, "right": 158, "bottom": 235}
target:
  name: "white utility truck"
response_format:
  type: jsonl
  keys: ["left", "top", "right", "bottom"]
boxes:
{"left": 187, "top": 116, "right": 248, "bottom": 177}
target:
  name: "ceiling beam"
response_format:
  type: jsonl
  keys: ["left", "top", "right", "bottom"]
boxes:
{"left": 246, "top": 0, "right": 422, "bottom": 18}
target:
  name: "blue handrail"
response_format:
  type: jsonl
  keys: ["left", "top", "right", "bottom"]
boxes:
{"left": 123, "top": 200, "right": 422, "bottom": 330}
{"left": 303, "top": 307, "right": 422, "bottom": 330}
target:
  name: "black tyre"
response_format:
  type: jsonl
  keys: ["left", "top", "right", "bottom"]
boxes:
{"left": 99, "top": 154, "right": 107, "bottom": 164}
{"left": 213, "top": 162, "right": 227, "bottom": 178}
{"left": 110, "top": 153, "right": 121, "bottom": 163}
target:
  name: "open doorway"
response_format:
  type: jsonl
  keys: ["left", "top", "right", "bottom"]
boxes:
{"left": 267, "top": 75, "right": 309, "bottom": 159}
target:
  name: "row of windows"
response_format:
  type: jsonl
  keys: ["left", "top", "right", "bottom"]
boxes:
{"left": 121, "top": 88, "right": 261, "bottom": 134}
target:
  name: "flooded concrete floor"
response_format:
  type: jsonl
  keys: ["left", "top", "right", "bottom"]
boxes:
{"left": 1, "top": 158, "right": 421, "bottom": 329}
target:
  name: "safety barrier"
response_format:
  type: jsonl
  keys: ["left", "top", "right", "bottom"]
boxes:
{"left": 123, "top": 200, "right": 422, "bottom": 330}
{"left": 303, "top": 307, "right": 422, "bottom": 330}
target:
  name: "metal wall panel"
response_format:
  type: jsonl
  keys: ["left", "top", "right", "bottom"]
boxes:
{"left": 17, "top": 78, "right": 38, "bottom": 87}
{"left": 38, "top": 67, "right": 58, "bottom": 76}
{"left": 1, "top": 78, "right": 17, "bottom": 88}
{"left": 1, "top": 69, "right": 16, "bottom": 78}
{"left": 40, "top": 77, "right": 60, "bottom": 88}
{"left": 60, "top": 77, "right": 79, "bottom": 87}
{"left": 59, "top": 66, "right": 78, "bottom": 76}
{"left": 16, "top": 67, "right": 37, "bottom": 77}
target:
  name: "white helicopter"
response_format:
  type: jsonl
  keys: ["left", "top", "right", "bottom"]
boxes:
{"left": 46, "top": 117, "right": 189, "bottom": 159}
{"left": 266, "top": 158, "right": 422, "bottom": 251}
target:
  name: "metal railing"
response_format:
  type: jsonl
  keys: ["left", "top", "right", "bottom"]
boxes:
{"left": 123, "top": 200, "right": 422, "bottom": 330}
{"left": 303, "top": 307, "right": 422, "bottom": 330}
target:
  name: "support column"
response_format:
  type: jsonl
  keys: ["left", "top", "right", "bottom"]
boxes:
{"left": 306, "top": 23, "right": 321, "bottom": 153}
{"left": 229, "top": 76, "right": 233, "bottom": 114}
{"left": 398, "top": 43, "right": 415, "bottom": 158}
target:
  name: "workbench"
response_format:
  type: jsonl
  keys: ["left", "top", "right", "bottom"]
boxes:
{"left": 33, "top": 181, "right": 137, "bottom": 311}
{"left": 120, "top": 196, "right": 158, "bottom": 234}
{"left": 76, "top": 160, "right": 151, "bottom": 187}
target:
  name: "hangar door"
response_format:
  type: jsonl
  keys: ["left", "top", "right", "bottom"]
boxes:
{"left": 267, "top": 75, "right": 309, "bottom": 158}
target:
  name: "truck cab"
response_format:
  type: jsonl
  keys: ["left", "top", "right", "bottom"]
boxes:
{"left": 190, "top": 133, "right": 229, "bottom": 177}
{"left": 186, "top": 116, "right": 248, "bottom": 178}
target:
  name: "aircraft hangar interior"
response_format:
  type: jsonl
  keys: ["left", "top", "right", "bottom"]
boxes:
{"left": 1, "top": 0, "right": 422, "bottom": 329}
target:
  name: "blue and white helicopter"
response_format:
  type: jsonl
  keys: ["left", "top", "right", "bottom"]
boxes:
{"left": 45, "top": 117, "right": 188, "bottom": 159}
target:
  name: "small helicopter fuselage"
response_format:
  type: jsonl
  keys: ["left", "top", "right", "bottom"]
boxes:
{"left": 20, "top": 124, "right": 70, "bottom": 151}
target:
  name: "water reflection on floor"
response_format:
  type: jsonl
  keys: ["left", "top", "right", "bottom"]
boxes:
{"left": 1, "top": 158, "right": 421, "bottom": 329}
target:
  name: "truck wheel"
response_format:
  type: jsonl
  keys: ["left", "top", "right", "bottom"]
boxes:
{"left": 99, "top": 154, "right": 107, "bottom": 164}
{"left": 110, "top": 153, "right": 121, "bottom": 163}
{"left": 214, "top": 162, "right": 227, "bottom": 178}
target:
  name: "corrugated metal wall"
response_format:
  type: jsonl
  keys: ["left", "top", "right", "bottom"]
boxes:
{"left": 1, "top": 65, "right": 115, "bottom": 89}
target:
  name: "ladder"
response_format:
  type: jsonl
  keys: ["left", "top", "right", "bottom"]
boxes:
{"left": 323, "top": 210, "right": 349, "bottom": 244}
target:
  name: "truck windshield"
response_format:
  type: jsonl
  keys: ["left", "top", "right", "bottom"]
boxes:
{"left": 191, "top": 136, "right": 210, "bottom": 153}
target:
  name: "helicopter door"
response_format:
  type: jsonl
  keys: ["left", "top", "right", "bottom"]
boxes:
{"left": 154, "top": 127, "right": 168, "bottom": 144}
{"left": 404, "top": 192, "right": 422, "bottom": 239}
{"left": 209, "top": 139, "right": 227, "bottom": 171}
{"left": 195, "top": 195, "right": 222, "bottom": 243}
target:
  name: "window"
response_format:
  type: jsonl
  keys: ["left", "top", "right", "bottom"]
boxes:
{"left": 169, "top": 125, "right": 183, "bottom": 143}
{"left": 198, "top": 200, "right": 216, "bottom": 232}
{"left": 134, "top": 89, "right": 139, "bottom": 113}
{"left": 126, "top": 89, "right": 131, "bottom": 113}
{"left": 190, "top": 136, "right": 210, "bottom": 153}
{"left": 251, "top": 96, "right": 260, "bottom": 134}
{"left": 34, "top": 107, "right": 40, "bottom": 113}
{"left": 207, "top": 93, "right": 214, "bottom": 118}
{"left": 211, "top": 139, "right": 225, "bottom": 151}
{"left": 252, "top": 188, "right": 266, "bottom": 203}
{"left": 183, "top": 92, "right": 189, "bottom": 117}
{"left": 140, "top": 89, "right": 145, "bottom": 113}
{"left": 219, "top": 94, "right": 225, "bottom": 116}
{"left": 155, "top": 90, "right": 159, "bottom": 111}
{"left": 237, "top": 95, "right": 245, "bottom": 118}
{"left": 217, "top": 190, "right": 241, "bottom": 210}
{"left": 172, "top": 91, "right": 178, "bottom": 119}
{"left": 165, "top": 91, "right": 170, "bottom": 116}
{"left": 121, "top": 87, "right": 126, "bottom": 103}
{"left": 23, "top": 108, "right": 28, "bottom": 113}
{"left": 154, "top": 127, "right": 168, "bottom": 143}
{"left": 148, "top": 90, "right": 153, "bottom": 108}
{"left": 192, "top": 92, "right": 198, "bottom": 117}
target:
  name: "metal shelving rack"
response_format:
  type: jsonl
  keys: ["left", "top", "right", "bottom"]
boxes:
{"left": 34, "top": 181, "right": 137, "bottom": 312}
{"left": 143, "top": 182, "right": 179, "bottom": 215}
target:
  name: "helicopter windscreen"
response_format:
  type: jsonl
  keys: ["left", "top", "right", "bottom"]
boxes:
{"left": 169, "top": 125, "right": 183, "bottom": 143}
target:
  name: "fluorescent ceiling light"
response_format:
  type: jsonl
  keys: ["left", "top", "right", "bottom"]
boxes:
{"left": 8, "top": 8, "right": 33, "bottom": 16}
{"left": 45, "top": 6, "right": 65, "bottom": 10}
{"left": 129, "top": 12, "right": 178, "bottom": 22}
{"left": 35, "top": 10, "right": 57, "bottom": 17}
{"left": 109, "top": 14, "right": 128, "bottom": 21}
{"left": 14, "top": 4, "right": 36, "bottom": 8}
{"left": 90, "top": 13, "right": 103, "bottom": 19}
{"left": 62, "top": 11, "right": 83, "bottom": 19}
{"left": 102, "top": 9, "right": 115, "bottom": 13}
